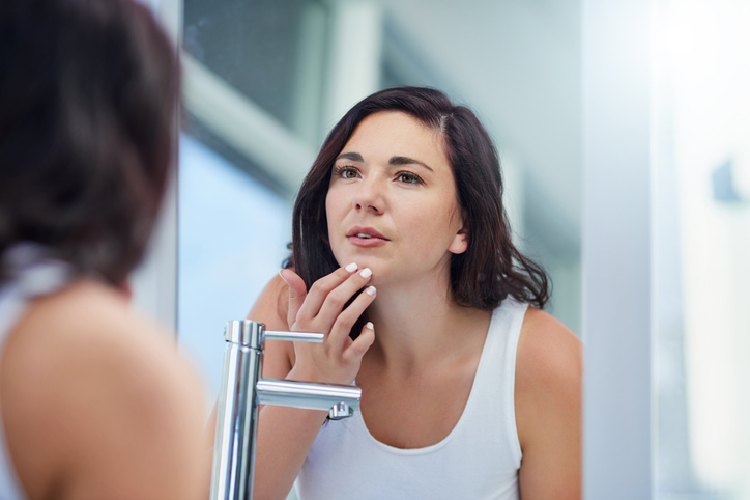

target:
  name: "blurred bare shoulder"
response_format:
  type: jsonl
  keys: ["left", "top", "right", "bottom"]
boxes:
{"left": 1, "top": 279, "right": 209, "bottom": 500}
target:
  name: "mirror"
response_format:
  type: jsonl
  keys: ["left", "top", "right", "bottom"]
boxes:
{"left": 176, "top": 0, "right": 582, "bottom": 414}
{"left": 169, "top": 1, "right": 750, "bottom": 497}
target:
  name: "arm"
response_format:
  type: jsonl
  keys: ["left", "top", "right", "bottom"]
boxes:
{"left": 247, "top": 267, "right": 376, "bottom": 500}
{"left": 515, "top": 307, "right": 583, "bottom": 500}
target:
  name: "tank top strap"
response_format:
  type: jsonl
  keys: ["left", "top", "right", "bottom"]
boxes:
{"left": 474, "top": 297, "right": 528, "bottom": 467}
{"left": 0, "top": 243, "right": 75, "bottom": 343}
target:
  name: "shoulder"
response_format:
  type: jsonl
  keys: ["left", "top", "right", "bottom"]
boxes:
{"left": 515, "top": 306, "right": 582, "bottom": 444}
{"left": 1, "top": 279, "right": 208, "bottom": 500}
{"left": 513, "top": 306, "right": 582, "bottom": 498}
{"left": 516, "top": 306, "right": 582, "bottom": 384}
{"left": 247, "top": 273, "right": 294, "bottom": 377}
{"left": 247, "top": 272, "right": 290, "bottom": 330}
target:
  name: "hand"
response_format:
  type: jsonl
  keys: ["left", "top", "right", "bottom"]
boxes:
{"left": 280, "top": 264, "right": 376, "bottom": 386}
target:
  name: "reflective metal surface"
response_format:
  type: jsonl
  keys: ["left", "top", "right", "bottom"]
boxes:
{"left": 263, "top": 330, "right": 324, "bottom": 343}
{"left": 209, "top": 320, "right": 361, "bottom": 500}
{"left": 256, "top": 379, "right": 361, "bottom": 413}
{"left": 328, "top": 401, "right": 356, "bottom": 420}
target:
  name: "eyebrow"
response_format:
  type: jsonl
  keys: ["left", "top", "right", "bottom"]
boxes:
{"left": 335, "top": 152, "right": 364, "bottom": 162}
{"left": 335, "top": 152, "right": 434, "bottom": 172}
{"left": 389, "top": 156, "right": 434, "bottom": 172}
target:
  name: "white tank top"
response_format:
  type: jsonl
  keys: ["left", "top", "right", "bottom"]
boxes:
{"left": 0, "top": 244, "right": 75, "bottom": 500}
{"left": 295, "top": 298, "right": 527, "bottom": 500}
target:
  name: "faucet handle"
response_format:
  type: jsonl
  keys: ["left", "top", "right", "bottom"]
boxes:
{"left": 224, "top": 321, "right": 323, "bottom": 348}
{"left": 263, "top": 330, "right": 324, "bottom": 343}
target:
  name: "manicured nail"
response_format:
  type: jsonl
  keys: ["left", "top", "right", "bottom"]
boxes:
{"left": 365, "top": 286, "right": 376, "bottom": 297}
{"left": 365, "top": 321, "right": 374, "bottom": 329}
{"left": 360, "top": 268, "right": 372, "bottom": 279}
{"left": 278, "top": 270, "right": 289, "bottom": 284}
{"left": 345, "top": 262, "right": 358, "bottom": 273}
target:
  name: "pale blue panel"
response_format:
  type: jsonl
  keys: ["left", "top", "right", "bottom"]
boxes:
{"left": 582, "top": 0, "right": 652, "bottom": 498}
{"left": 177, "top": 134, "right": 292, "bottom": 403}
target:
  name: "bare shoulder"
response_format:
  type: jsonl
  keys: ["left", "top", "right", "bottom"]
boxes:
{"left": 247, "top": 272, "right": 290, "bottom": 330}
{"left": 514, "top": 306, "right": 582, "bottom": 499}
{"left": 1, "top": 280, "right": 208, "bottom": 500}
{"left": 515, "top": 306, "right": 582, "bottom": 446}
{"left": 516, "top": 306, "right": 582, "bottom": 392}
{"left": 247, "top": 273, "right": 294, "bottom": 378}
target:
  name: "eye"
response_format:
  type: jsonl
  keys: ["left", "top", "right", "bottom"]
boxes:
{"left": 333, "top": 166, "right": 360, "bottom": 179}
{"left": 395, "top": 171, "right": 424, "bottom": 185}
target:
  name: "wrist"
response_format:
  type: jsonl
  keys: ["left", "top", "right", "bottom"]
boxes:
{"left": 286, "top": 363, "right": 353, "bottom": 386}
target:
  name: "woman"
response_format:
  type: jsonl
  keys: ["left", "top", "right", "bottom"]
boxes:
{"left": 249, "top": 87, "right": 581, "bottom": 499}
{"left": 0, "top": 0, "right": 208, "bottom": 498}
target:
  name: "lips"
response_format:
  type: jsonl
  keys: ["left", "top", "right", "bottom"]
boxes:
{"left": 346, "top": 226, "right": 387, "bottom": 240}
{"left": 346, "top": 226, "right": 389, "bottom": 247}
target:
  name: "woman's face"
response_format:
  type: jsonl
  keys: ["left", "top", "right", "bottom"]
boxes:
{"left": 325, "top": 111, "right": 467, "bottom": 288}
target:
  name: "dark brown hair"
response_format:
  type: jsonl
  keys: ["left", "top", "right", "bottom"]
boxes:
{"left": 290, "top": 87, "right": 549, "bottom": 321}
{"left": 0, "top": 0, "right": 179, "bottom": 285}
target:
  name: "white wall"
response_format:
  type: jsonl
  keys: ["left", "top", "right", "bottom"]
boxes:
{"left": 581, "top": 0, "right": 653, "bottom": 497}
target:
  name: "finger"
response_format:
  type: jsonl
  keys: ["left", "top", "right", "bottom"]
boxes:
{"left": 279, "top": 269, "right": 306, "bottom": 327}
{"left": 343, "top": 322, "right": 375, "bottom": 364}
{"left": 316, "top": 267, "right": 374, "bottom": 324}
{"left": 328, "top": 285, "right": 376, "bottom": 351}
{"left": 296, "top": 262, "right": 359, "bottom": 322}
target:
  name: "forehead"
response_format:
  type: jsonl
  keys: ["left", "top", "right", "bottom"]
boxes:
{"left": 341, "top": 111, "right": 449, "bottom": 166}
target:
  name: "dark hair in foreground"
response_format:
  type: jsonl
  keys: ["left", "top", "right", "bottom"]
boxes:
{"left": 290, "top": 86, "right": 549, "bottom": 327}
{"left": 0, "top": 0, "right": 179, "bottom": 285}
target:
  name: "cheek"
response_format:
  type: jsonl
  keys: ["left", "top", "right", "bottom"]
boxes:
{"left": 324, "top": 194, "right": 334, "bottom": 237}
{"left": 403, "top": 200, "right": 460, "bottom": 254}
{"left": 324, "top": 191, "right": 344, "bottom": 243}
{"left": 325, "top": 183, "right": 344, "bottom": 216}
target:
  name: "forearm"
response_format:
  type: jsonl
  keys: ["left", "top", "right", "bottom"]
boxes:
{"left": 252, "top": 405, "right": 328, "bottom": 500}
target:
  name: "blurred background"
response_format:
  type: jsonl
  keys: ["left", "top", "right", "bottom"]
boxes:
{"left": 131, "top": 0, "right": 750, "bottom": 498}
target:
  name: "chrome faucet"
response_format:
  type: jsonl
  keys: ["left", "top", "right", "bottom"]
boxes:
{"left": 209, "top": 320, "right": 362, "bottom": 500}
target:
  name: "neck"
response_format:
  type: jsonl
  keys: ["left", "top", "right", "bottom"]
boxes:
{"left": 364, "top": 275, "right": 490, "bottom": 375}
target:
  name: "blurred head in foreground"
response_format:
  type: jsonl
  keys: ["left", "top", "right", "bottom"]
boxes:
{"left": 0, "top": 0, "right": 180, "bottom": 284}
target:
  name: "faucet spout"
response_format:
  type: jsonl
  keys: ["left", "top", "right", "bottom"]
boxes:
{"left": 256, "top": 379, "right": 361, "bottom": 416}
{"left": 210, "top": 320, "right": 363, "bottom": 500}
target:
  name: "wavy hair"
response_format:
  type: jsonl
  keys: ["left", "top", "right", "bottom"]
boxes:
{"left": 289, "top": 87, "right": 549, "bottom": 333}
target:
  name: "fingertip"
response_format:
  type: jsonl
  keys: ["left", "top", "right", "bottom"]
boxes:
{"left": 278, "top": 269, "right": 291, "bottom": 285}
{"left": 349, "top": 328, "right": 375, "bottom": 358}
{"left": 357, "top": 322, "right": 375, "bottom": 348}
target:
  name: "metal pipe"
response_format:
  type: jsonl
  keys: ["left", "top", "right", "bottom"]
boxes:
{"left": 209, "top": 341, "right": 260, "bottom": 500}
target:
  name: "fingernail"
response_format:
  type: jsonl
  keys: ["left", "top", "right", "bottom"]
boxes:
{"left": 366, "top": 321, "right": 374, "bottom": 329}
{"left": 360, "top": 268, "right": 372, "bottom": 279}
{"left": 278, "top": 270, "right": 289, "bottom": 284}
{"left": 365, "top": 286, "right": 376, "bottom": 296}
{"left": 345, "top": 262, "right": 358, "bottom": 273}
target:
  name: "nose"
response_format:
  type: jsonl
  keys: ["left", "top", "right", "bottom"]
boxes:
{"left": 353, "top": 176, "right": 384, "bottom": 214}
